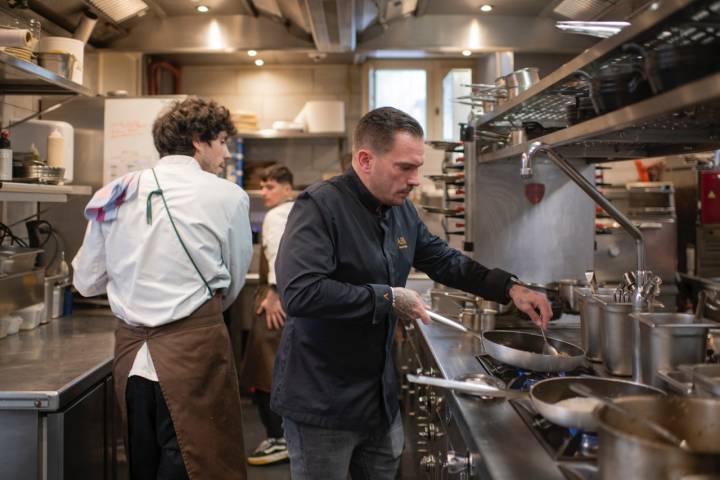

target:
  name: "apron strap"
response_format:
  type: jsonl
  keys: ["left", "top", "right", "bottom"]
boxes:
{"left": 147, "top": 168, "right": 214, "bottom": 299}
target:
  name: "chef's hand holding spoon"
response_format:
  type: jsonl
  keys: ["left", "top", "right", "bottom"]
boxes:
{"left": 392, "top": 287, "right": 431, "bottom": 324}
{"left": 509, "top": 283, "right": 553, "bottom": 329}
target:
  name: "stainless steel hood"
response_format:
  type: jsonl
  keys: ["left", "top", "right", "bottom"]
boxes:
{"left": 17, "top": 0, "right": 618, "bottom": 57}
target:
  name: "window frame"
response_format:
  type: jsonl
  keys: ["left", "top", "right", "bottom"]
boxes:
{"left": 361, "top": 59, "right": 475, "bottom": 141}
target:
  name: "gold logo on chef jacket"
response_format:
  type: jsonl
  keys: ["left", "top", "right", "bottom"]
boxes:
{"left": 397, "top": 236, "right": 408, "bottom": 249}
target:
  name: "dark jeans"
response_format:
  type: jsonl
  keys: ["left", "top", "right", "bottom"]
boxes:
{"left": 254, "top": 390, "right": 283, "bottom": 439}
{"left": 126, "top": 376, "right": 189, "bottom": 480}
{"left": 283, "top": 413, "right": 404, "bottom": 480}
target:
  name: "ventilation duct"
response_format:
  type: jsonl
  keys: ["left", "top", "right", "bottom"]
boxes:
{"left": 553, "top": 0, "right": 617, "bottom": 21}
{"left": 86, "top": 0, "right": 148, "bottom": 24}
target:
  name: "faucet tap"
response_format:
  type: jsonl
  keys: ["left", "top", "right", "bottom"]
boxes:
{"left": 521, "top": 142, "right": 649, "bottom": 311}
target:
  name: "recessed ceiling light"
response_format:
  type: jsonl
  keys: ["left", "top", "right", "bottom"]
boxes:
{"left": 196, "top": 5, "right": 209, "bottom": 13}
{"left": 480, "top": 4, "right": 493, "bottom": 12}
{"left": 254, "top": 59, "right": 265, "bottom": 67}
{"left": 247, "top": 50, "right": 257, "bottom": 57}
{"left": 462, "top": 49, "right": 472, "bottom": 56}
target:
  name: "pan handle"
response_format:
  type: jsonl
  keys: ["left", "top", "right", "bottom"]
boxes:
{"left": 406, "top": 374, "right": 524, "bottom": 398}
{"left": 426, "top": 310, "right": 469, "bottom": 333}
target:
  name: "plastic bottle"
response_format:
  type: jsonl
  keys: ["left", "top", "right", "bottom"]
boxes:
{"left": 58, "top": 251, "right": 70, "bottom": 279}
{"left": 47, "top": 128, "right": 64, "bottom": 168}
{"left": 0, "top": 130, "right": 11, "bottom": 181}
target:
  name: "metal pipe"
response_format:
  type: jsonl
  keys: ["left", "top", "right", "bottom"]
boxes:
{"left": 521, "top": 142, "right": 647, "bottom": 311}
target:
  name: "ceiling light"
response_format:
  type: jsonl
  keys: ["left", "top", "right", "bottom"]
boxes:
{"left": 247, "top": 50, "right": 257, "bottom": 57}
{"left": 254, "top": 59, "right": 265, "bottom": 67}
{"left": 196, "top": 5, "right": 210, "bottom": 13}
{"left": 462, "top": 49, "right": 472, "bottom": 56}
{"left": 480, "top": 4, "right": 493, "bottom": 12}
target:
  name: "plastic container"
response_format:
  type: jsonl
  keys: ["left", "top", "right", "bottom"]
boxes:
{"left": 0, "top": 316, "right": 8, "bottom": 339}
{"left": 17, "top": 303, "right": 45, "bottom": 331}
{"left": 36, "top": 36, "right": 84, "bottom": 84}
{"left": 4, "top": 314, "right": 22, "bottom": 335}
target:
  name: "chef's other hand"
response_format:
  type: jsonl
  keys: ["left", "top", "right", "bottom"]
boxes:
{"left": 509, "top": 284, "right": 552, "bottom": 329}
{"left": 392, "top": 287, "right": 431, "bottom": 325}
{"left": 256, "top": 288, "right": 286, "bottom": 330}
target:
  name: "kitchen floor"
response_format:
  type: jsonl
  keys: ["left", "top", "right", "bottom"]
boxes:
{"left": 241, "top": 395, "right": 292, "bottom": 480}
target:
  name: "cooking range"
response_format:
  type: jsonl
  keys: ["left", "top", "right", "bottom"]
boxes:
{"left": 398, "top": 321, "right": 602, "bottom": 480}
{"left": 475, "top": 353, "right": 600, "bottom": 479}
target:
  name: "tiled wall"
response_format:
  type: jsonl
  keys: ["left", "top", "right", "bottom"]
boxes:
{"left": 181, "top": 64, "right": 363, "bottom": 187}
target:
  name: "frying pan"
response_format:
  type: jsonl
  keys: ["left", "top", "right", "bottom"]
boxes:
{"left": 482, "top": 330, "right": 585, "bottom": 372}
{"left": 407, "top": 374, "right": 663, "bottom": 431}
{"left": 530, "top": 376, "right": 665, "bottom": 431}
{"left": 426, "top": 311, "right": 583, "bottom": 372}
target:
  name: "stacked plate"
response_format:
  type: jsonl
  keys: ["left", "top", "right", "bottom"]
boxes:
{"left": 2, "top": 46, "right": 34, "bottom": 62}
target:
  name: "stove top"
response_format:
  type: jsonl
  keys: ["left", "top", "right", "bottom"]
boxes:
{"left": 475, "top": 354, "right": 599, "bottom": 480}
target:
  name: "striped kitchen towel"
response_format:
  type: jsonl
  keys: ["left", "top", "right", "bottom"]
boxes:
{"left": 84, "top": 171, "right": 143, "bottom": 222}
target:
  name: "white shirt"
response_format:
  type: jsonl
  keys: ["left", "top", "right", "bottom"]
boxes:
{"left": 73, "top": 155, "right": 252, "bottom": 380}
{"left": 262, "top": 201, "right": 293, "bottom": 285}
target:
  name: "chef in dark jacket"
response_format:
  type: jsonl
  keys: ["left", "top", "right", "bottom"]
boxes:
{"left": 271, "top": 106, "right": 552, "bottom": 480}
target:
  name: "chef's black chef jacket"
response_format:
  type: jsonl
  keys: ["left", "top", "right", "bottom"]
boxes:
{"left": 271, "top": 168, "right": 515, "bottom": 431}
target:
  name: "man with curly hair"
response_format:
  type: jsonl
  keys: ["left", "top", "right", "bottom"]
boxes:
{"left": 73, "top": 96, "right": 252, "bottom": 479}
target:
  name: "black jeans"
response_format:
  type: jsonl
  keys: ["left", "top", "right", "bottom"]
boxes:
{"left": 126, "top": 376, "right": 189, "bottom": 480}
{"left": 254, "top": 390, "right": 284, "bottom": 439}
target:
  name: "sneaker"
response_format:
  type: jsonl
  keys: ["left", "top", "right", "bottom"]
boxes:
{"left": 247, "top": 437, "right": 289, "bottom": 466}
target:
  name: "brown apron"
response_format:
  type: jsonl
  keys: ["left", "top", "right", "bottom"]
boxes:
{"left": 113, "top": 295, "right": 247, "bottom": 480}
{"left": 237, "top": 246, "right": 283, "bottom": 393}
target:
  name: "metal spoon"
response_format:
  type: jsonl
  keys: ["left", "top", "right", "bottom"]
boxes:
{"left": 539, "top": 326, "right": 560, "bottom": 356}
{"left": 569, "top": 383, "right": 691, "bottom": 451}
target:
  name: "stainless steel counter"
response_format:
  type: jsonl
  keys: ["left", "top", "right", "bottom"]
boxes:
{"left": 414, "top": 318, "right": 584, "bottom": 479}
{"left": 0, "top": 310, "right": 117, "bottom": 411}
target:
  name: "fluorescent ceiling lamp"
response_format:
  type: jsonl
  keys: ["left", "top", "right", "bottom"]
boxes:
{"left": 556, "top": 21, "right": 630, "bottom": 38}
{"left": 197, "top": 5, "right": 210, "bottom": 13}
{"left": 248, "top": 50, "right": 257, "bottom": 57}
{"left": 480, "top": 4, "right": 493, "bottom": 12}
{"left": 462, "top": 49, "right": 472, "bottom": 56}
{"left": 87, "top": 0, "right": 148, "bottom": 23}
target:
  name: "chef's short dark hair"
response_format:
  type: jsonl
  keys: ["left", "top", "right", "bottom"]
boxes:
{"left": 353, "top": 107, "right": 424, "bottom": 154}
{"left": 152, "top": 96, "right": 237, "bottom": 157}
{"left": 260, "top": 165, "right": 294, "bottom": 187}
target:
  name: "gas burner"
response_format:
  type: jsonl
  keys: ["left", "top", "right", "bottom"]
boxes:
{"left": 511, "top": 397, "right": 598, "bottom": 463}
{"left": 475, "top": 354, "right": 593, "bottom": 392}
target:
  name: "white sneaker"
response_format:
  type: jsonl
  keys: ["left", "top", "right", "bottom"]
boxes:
{"left": 247, "top": 437, "right": 289, "bottom": 466}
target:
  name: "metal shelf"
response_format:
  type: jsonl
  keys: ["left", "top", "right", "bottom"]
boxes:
{"left": 237, "top": 130, "right": 346, "bottom": 139}
{"left": 0, "top": 182, "right": 92, "bottom": 202}
{"left": 0, "top": 52, "right": 95, "bottom": 97}
{"left": 477, "top": 71, "right": 720, "bottom": 163}
{"left": 474, "top": 0, "right": 717, "bottom": 129}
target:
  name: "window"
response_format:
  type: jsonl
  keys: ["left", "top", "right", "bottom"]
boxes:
{"left": 442, "top": 69, "right": 472, "bottom": 141}
{"left": 370, "top": 69, "right": 427, "bottom": 133}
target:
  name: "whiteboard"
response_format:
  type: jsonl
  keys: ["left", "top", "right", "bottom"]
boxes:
{"left": 103, "top": 96, "right": 185, "bottom": 184}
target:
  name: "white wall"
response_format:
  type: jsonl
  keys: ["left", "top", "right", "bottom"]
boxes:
{"left": 181, "top": 64, "right": 363, "bottom": 187}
